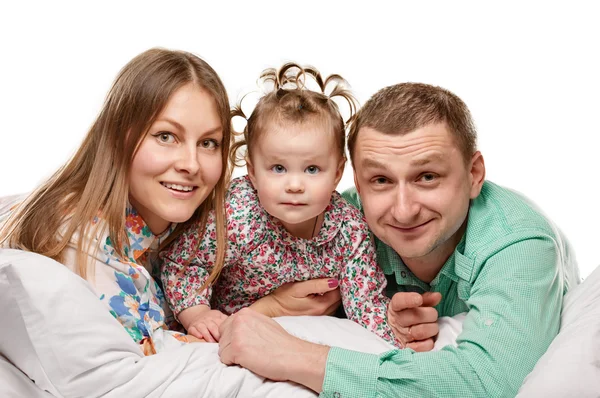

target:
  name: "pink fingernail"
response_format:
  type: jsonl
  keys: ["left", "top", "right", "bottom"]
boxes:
{"left": 328, "top": 279, "right": 339, "bottom": 288}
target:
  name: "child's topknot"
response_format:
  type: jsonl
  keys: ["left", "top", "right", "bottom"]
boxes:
{"left": 230, "top": 63, "right": 357, "bottom": 168}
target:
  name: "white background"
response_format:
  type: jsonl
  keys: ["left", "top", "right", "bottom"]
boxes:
{"left": 0, "top": 1, "right": 598, "bottom": 277}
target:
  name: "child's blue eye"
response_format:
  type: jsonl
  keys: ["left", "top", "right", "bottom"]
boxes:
{"left": 271, "top": 165, "right": 286, "bottom": 174}
{"left": 305, "top": 166, "right": 320, "bottom": 175}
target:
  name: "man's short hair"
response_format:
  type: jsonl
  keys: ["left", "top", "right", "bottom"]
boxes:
{"left": 348, "top": 83, "right": 477, "bottom": 164}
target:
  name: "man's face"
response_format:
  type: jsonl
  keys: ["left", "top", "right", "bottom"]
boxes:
{"left": 353, "top": 123, "right": 484, "bottom": 269}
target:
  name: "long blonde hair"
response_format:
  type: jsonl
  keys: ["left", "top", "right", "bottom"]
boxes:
{"left": 0, "top": 48, "right": 231, "bottom": 285}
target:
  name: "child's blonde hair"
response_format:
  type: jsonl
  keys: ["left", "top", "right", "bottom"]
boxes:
{"left": 229, "top": 63, "right": 357, "bottom": 167}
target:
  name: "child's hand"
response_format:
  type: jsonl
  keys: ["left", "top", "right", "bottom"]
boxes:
{"left": 187, "top": 309, "right": 228, "bottom": 342}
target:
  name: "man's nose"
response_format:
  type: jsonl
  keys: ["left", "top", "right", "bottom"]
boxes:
{"left": 391, "top": 185, "right": 420, "bottom": 223}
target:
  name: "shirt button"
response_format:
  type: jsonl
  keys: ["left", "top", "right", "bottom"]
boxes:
{"left": 400, "top": 271, "right": 407, "bottom": 278}
{"left": 485, "top": 319, "right": 494, "bottom": 326}
{"left": 334, "top": 393, "right": 341, "bottom": 398}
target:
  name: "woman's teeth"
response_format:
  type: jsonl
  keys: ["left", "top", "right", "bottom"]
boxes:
{"left": 162, "top": 183, "right": 194, "bottom": 192}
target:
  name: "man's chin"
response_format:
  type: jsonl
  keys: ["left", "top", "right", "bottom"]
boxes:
{"left": 389, "top": 239, "right": 436, "bottom": 260}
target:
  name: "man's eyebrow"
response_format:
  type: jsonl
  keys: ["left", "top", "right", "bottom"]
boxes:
{"left": 410, "top": 154, "right": 446, "bottom": 167}
{"left": 360, "top": 158, "right": 388, "bottom": 169}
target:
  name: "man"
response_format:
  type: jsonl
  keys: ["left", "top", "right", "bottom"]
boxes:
{"left": 218, "top": 83, "right": 579, "bottom": 397}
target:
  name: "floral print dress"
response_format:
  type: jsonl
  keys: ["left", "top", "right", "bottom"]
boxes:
{"left": 161, "top": 175, "right": 400, "bottom": 346}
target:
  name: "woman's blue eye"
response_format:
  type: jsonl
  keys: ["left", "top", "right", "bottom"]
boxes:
{"left": 305, "top": 165, "right": 320, "bottom": 175}
{"left": 271, "top": 165, "right": 286, "bottom": 174}
{"left": 157, "top": 132, "right": 175, "bottom": 143}
{"left": 200, "top": 139, "right": 219, "bottom": 149}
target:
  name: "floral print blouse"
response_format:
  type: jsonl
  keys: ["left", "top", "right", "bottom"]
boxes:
{"left": 161, "top": 175, "right": 399, "bottom": 346}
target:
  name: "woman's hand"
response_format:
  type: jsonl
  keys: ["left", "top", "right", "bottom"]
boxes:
{"left": 250, "top": 278, "right": 342, "bottom": 317}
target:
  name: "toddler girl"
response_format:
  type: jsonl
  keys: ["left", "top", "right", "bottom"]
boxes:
{"left": 161, "top": 64, "right": 400, "bottom": 347}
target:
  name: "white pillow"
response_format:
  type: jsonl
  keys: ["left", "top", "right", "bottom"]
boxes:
{"left": 0, "top": 249, "right": 146, "bottom": 397}
{"left": 0, "top": 354, "right": 53, "bottom": 397}
{"left": 516, "top": 264, "right": 600, "bottom": 397}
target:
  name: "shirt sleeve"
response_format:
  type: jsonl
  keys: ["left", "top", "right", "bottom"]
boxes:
{"left": 341, "top": 187, "right": 362, "bottom": 211}
{"left": 339, "top": 221, "right": 399, "bottom": 347}
{"left": 160, "top": 211, "right": 218, "bottom": 316}
{"left": 321, "top": 235, "right": 564, "bottom": 397}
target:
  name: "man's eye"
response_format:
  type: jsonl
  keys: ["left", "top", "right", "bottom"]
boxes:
{"left": 271, "top": 165, "right": 286, "bottom": 174}
{"left": 305, "top": 166, "right": 320, "bottom": 175}
{"left": 373, "top": 177, "right": 388, "bottom": 184}
{"left": 420, "top": 173, "right": 437, "bottom": 182}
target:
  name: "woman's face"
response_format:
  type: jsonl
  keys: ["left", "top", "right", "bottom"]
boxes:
{"left": 129, "top": 83, "right": 224, "bottom": 235}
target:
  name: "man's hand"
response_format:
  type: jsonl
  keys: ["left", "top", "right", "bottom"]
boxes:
{"left": 178, "top": 304, "right": 228, "bottom": 343}
{"left": 250, "top": 278, "right": 341, "bottom": 317}
{"left": 387, "top": 291, "right": 442, "bottom": 351}
{"left": 218, "top": 308, "right": 329, "bottom": 392}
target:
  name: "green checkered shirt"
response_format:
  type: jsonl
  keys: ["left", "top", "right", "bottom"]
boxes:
{"left": 320, "top": 181, "right": 579, "bottom": 398}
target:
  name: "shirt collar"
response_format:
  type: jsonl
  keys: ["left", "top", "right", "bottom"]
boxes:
{"left": 377, "top": 231, "right": 467, "bottom": 290}
{"left": 122, "top": 203, "right": 176, "bottom": 262}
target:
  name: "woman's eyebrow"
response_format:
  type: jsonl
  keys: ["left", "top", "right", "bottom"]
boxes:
{"left": 155, "top": 117, "right": 222, "bottom": 136}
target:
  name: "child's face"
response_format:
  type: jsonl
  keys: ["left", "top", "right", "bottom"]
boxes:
{"left": 248, "top": 121, "right": 344, "bottom": 235}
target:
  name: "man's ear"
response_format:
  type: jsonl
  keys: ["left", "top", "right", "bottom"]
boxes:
{"left": 353, "top": 170, "right": 361, "bottom": 194}
{"left": 469, "top": 151, "right": 486, "bottom": 199}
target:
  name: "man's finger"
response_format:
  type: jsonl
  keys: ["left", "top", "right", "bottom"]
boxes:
{"left": 407, "top": 322, "right": 439, "bottom": 341}
{"left": 390, "top": 292, "right": 423, "bottom": 312}
{"left": 421, "top": 292, "right": 442, "bottom": 307}
{"left": 218, "top": 319, "right": 232, "bottom": 356}
{"left": 394, "top": 306, "right": 439, "bottom": 327}
{"left": 406, "top": 338, "right": 435, "bottom": 352}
